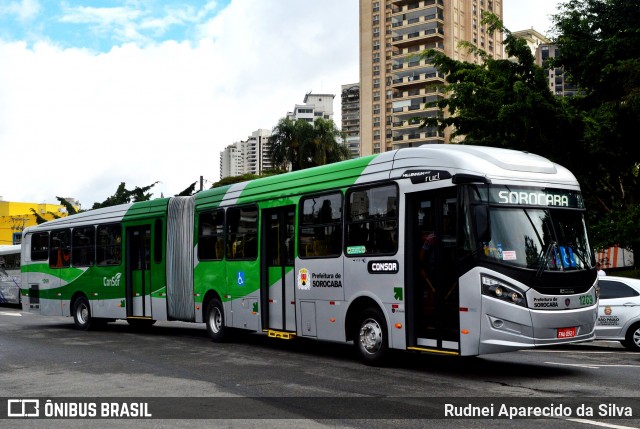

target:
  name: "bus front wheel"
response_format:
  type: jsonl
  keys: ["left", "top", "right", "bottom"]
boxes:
{"left": 205, "top": 299, "right": 227, "bottom": 343}
{"left": 354, "top": 307, "right": 389, "bottom": 366}
{"left": 73, "top": 297, "right": 94, "bottom": 331}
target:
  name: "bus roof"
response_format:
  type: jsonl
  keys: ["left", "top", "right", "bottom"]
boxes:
{"left": 21, "top": 198, "right": 170, "bottom": 235}
{"left": 196, "top": 145, "right": 577, "bottom": 207}
{"left": 22, "top": 145, "right": 579, "bottom": 234}
{"left": 0, "top": 244, "right": 21, "bottom": 255}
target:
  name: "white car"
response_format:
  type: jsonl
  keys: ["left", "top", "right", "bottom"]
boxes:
{"left": 595, "top": 276, "right": 640, "bottom": 351}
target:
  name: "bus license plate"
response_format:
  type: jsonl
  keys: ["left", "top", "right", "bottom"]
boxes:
{"left": 557, "top": 327, "right": 577, "bottom": 338}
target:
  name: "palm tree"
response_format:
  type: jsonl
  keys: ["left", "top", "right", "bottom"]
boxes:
{"left": 269, "top": 117, "right": 312, "bottom": 171}
{"left": 308, "top": 118, "right": 350, "bottom": 168}
{"left": 269, "top": 117, "right": 349, "bottom": 171}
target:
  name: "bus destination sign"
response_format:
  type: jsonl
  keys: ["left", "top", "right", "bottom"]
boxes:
{"left": 489, "top": 186, "right": 584, "bottom": 209}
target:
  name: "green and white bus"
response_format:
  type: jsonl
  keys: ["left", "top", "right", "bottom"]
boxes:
{"left": 21, "top": 145, "right": 598, "bottom": 364}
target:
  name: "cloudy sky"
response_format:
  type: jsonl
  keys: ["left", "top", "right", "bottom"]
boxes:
{"left": 0, "top": 0, "right": 561, "bottom": 208}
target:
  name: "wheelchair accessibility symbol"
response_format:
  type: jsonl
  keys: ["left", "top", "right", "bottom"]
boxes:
{"left": 237, "top": 272, "right": 245, "bottom": 286}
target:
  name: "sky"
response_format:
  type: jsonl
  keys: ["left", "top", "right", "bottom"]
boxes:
{"left": 0, "top": 0, "right": 562, "bottom": 208}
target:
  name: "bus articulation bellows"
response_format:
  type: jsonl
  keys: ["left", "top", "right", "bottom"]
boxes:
{"left": 21, "top": 145, "right": 598, "bottom": 364}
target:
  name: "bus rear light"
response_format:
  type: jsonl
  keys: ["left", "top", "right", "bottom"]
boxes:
{"left": 461, "top": 329, "right": 470, "bottom": 335}
{"left": 329, "top": 318, "right": 336, "bottom": 323}
{"left": 395, "top": 323, "right": 402, "bottom": 329}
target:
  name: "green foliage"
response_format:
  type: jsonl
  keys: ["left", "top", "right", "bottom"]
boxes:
{"left": 211, "top": 174, "right": 260, "bottom": 188}
{"left": 268, "top": 117, "right": 350, "bottom": 171}
{"left": 551, "top": 0, "right": 640, "bottom": 257}
{"left": 91, "top": 181, "right": 158, "bottom": 209}
{"left": 210, "top": 170, "right": 287, "bottom": 189}
{"left": 30, "top": 196, "right": 80, "bottom": 224}
{"left": 56, "top": 196, "right": 80, "bottom": 215}
{"left": 418, "top": 13, "right": 578, "bottom": 162}
{"left": 419, "top": 6, "right": 640, "bottom": 263}
{"left": 176, "top": 182, "right": 197, "bottom": 197}
{"left": 30, "top": 208, "right": 50, "bottom": 225}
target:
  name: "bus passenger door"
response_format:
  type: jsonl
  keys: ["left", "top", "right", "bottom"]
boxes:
{"left": 125, "top": 225, "right": 152, "bottom": 318}
{"left": 260, "top": 206, "right": 296, "bottom": 333}
{"left": 406, "top": 190, "right": 460, "bottom": 352}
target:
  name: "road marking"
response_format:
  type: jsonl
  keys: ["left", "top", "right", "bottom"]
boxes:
{"left": 523, "top": 349, "right": 640, "bottom": 355}
{"left": 545, "top": 362, "right": 640, "bottom": 369}
{"left": 0, "top": 311, "right": 21, "bottom": 316}
{"left": 545, "top": 362, "right": 601, "bottom": 369}
{"left": 566, "top": 418, "right": 640, "bottom": 429}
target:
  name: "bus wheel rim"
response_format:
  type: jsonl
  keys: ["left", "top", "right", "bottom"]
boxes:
{"left": 359, "top": 318, "right": 382, "bottom": 354}
{"left": 78, "top": 303, "right": 88, "bottom": 324}
{"left": 210, "top": 307, "right": 222, "bottom": 333}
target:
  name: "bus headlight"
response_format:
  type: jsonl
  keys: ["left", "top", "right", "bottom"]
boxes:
{"left": 481, "top": 275, "right": 527, "bottom": 307}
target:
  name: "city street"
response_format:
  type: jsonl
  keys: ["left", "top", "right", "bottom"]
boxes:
{"left": 1, "top": 304, "right": 639, "bottom": 429}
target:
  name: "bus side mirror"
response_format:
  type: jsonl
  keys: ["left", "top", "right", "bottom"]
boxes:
{"left": 475, "top": 205, "right": 490, "bottom": 243}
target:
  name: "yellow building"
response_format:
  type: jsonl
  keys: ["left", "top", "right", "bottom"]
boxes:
{"left": 0, "top": 197, "right": 78, "bottom": 245}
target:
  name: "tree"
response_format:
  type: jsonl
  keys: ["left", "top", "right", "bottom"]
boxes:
{"left": 91, "top": 181, "right": 158, "bottom": 209}
{"left": 268, "top": 117, "right": 350, "bottom": 171}
{"left": 418, "top": 14, "right": 581, "bottom": 164}
{"left": 306, "top": 118, "right": 351, "bottom": 168}
{"left": 418, "top": 8, "right": 640, "bottom": 262}
{"left": 210, "top": 170, "right": 286, "bottom": 189}
{"left": 268, "top": 117, "right": 313, "bottom": 171}
{"left": 551, "top": 0, "right": 640, "bottom": 257}
{"left": 176, "top": 182, "right": 197, "bottom": 197}
{"left": 30, "top": 196, "right": 81, "bottom": 225}
{"left": 56, "top": 196, "right": 80, "bottom": 215}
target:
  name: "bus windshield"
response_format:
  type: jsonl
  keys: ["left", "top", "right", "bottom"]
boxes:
{"left": 469, "top": 185, "right": 594, "bottom": 272}
{"left": 481, "top": 207, "right": 594, "bottom": 271}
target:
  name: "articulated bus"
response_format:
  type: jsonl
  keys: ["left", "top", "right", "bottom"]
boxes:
{"left": 21, "top": 145, "right": 598, "bottom": 364}
{"left": 0, "top": 244, "right": 22, "bottom": 305}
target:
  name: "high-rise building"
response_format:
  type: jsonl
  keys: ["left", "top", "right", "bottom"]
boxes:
{"left": 359, "top": 0, "right": 504, "bottom": 155}
{"left": 287, "top": 93, "right": 335, "bottom": 122}
{"left": 219, "top": 129, "right": 272, "bottom": 179}
{"left": 511, "top": 28, "right": 550, "bottom": 56}
{"left": 341, "top": 83, "right": 361, "bottom": 158}
{"left": 537, "top": 43, "right": 579, "bottom": 97}
{"left": 510, "top": 29, "right": 579, "bottom": 98}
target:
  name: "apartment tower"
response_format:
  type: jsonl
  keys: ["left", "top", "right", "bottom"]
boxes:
{"left": 341, "top": 83, "right": 361, "bottom": 158}
{"left": 359, "top": 0, "right": 504, "bottom": 155}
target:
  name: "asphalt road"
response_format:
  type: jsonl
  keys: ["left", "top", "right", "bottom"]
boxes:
{"left": 1, "top": 304, "right": 639, "bottom": 429}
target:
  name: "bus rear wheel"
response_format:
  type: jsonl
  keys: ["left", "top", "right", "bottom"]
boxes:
{"left": 205, "top": 299, "right": 227, "bottom": 343}
{"left": 354, "top": 307, "right": 389, "bottom": 366}
{"left": 73, "top": 296, "right": 94, "bottom": 331}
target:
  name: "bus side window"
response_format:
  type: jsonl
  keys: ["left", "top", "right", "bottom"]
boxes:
{"left": 346, "top": 184, "right": 398, "bottom": 256}
{"left": 31, "top": 232, "right": 50, "bottom": 261}
{"left": 49, "top": 229, "right": 71, "bottom": 268}
{"left": 72, "top": 226, "right": 95, "bottom": 267}
{"left": 96, "top": 223, "right": 122, "bottom": 265}
{"left": 299, "top": 192, "right": 343, "bottom": 258}
{"left": 226, "top": 206, "right": 257, "bottom": 261}
{"left": 198, "top": 209, "right": 225, "bottom": 261}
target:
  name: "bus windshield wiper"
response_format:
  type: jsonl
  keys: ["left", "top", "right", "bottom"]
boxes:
{"left": 536, "top": 241, "right": 557, "bottom": 277}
